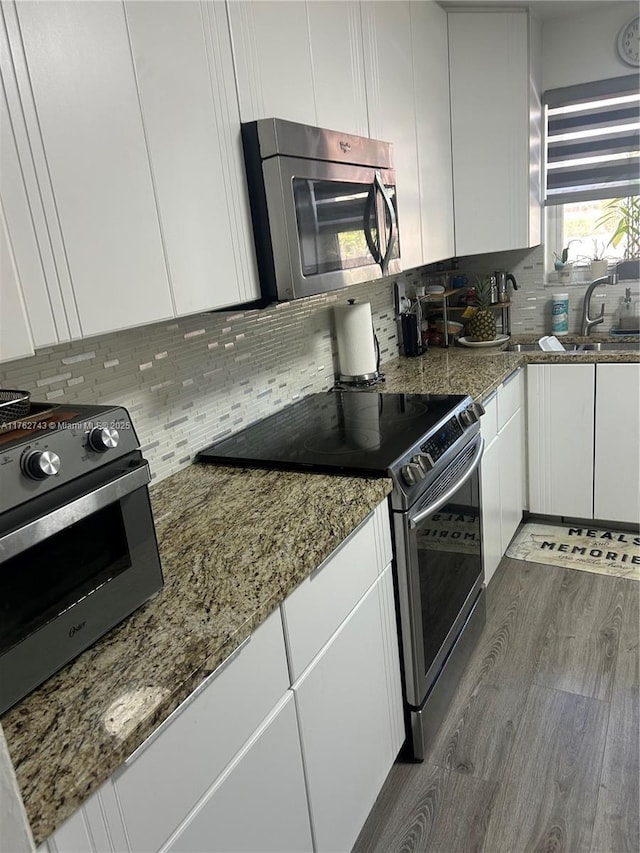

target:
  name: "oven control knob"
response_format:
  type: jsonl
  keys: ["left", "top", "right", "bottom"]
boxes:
{"left": 401, "top": 462, "right": 425, "bottom": 486}
{"left": 88, "top": 427, "right": 120, "bottom": 453}
{"left": 413, "top": 453, "right": 435, "bottom": 473}
{"left": 460, "top": 402, "right": 485, "bottom": 427}
{"left": 22, "top": 450, "right": 61, "bottom": 480}
{"left": 460, "top": 408, "right": 477, "bottom": 427}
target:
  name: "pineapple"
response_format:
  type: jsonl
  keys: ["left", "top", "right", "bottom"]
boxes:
{"left": 468, "top": 276, "right": 497, "bottom": 342}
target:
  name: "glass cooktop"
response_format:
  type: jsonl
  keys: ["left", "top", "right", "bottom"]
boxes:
{"left": 197, "top": 391, "right": 467, "bottom": 476}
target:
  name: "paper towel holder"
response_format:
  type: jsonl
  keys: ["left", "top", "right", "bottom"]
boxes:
{"left": 335, "top": 299, "right": 384, "bottom": 388}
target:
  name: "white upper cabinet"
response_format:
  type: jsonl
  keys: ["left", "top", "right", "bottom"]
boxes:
{"left": 228, "top": 0, "right": 317, "bottom": 125}
{"left": 306, "top": 1, "right": 368, "bottom": 137}
{"left": 448, "top": 9, "right": 542, "bottom": 256}
{"left": 0, "top": 6, "right": 71, "bottom": 353}
{"left": 228, "top": 0, "right": 368, "bottom": 137}
{"left": 7, "top": 0, "right": 174, "bottom": 338}
{"left": 362, "top": 0, "right": 422, "bottom": 270}
{"left": 0, "top": 206, "right": 34, "bottom": 363}
{"left": 411, "top": 0, "right": 455, "bottom": 265}
{"left": 124, "top": 0, "right": 259, "bottom": 313}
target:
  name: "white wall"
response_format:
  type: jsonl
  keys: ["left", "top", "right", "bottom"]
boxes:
{"left": 541, "top": 1, "right": 638, "bottom": 90}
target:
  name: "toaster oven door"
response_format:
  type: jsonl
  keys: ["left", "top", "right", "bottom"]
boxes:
{"left": 262, "top": 156, "right": 401, "bottom": 300}
{"left": 0, "top": 455, "right": 163, "bottom": 713}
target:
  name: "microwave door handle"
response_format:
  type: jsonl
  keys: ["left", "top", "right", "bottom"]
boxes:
{"left": 375, "top": 171, "right": 397, "bottom": 275}
{"left": 0, "top": 463, "right": 150, "bottom": 562}
{"left": 364, "top": 181, "right": 381, "bottom": 263}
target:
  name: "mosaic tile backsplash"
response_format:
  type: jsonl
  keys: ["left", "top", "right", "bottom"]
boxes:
{"left": 454, "top": 244, "right": 639, "bottom": 337}
{"left": 0, "top": 271, "right": 425, "bottom": 483}
{"left": 3, "top": 248, "right": 637, "bottom": 485}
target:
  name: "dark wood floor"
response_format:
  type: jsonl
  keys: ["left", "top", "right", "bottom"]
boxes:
{"left": 353, "top": 557, "right": 639, "bottom": 853}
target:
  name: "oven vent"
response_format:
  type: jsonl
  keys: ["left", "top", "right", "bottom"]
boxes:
{"left": 419, "top": 438, "right": 479, "bottom": 509}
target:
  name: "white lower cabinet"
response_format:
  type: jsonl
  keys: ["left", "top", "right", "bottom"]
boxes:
{"left": 292, "top": 565, "right": 403, "bottom": 853}
{"left": 480, "top": 427, "right": 502, "bottom": 585}
{"left": 480, "top": 368, "right": 526, "bottom": 585}
{"left": 41, "top": 500, "right": 403, "bottom": 853}
{"left": 167, "top": 694, "right": 312, "bottom": 853}
{"left": 594, "top": 363, "right": 640, "bottom": 525}
{"left": 527, "top": 362, "right": 638, "bottom": 524}
{"left": 527, "top": 364, "right": 595, "bottom": 518}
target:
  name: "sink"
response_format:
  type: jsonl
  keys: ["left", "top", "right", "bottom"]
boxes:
{"left": 577, "top": 341, "right": 640, "bottom": 352}
{"left": 507, "top": 341, "right": 639, "bottom": 353}
{"left": 507, "top": 343, "right": 579, "bottom": 353}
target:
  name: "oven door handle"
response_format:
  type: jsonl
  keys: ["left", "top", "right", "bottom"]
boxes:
{"left": 0, "top": 463, "right": 151, "bottom": 562}
{"left": 408, "top": 436, "right": 484, "bottom": 529}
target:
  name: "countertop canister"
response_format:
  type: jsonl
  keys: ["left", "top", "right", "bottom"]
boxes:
{"left": 551, "top": 292, "right": 569, "bottom": 336}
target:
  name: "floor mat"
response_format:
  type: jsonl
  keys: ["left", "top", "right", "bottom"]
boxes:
{"left": 506, "top": 521, "right": 640, "bottom": 580}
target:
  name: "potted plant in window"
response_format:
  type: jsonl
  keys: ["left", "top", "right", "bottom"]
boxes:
{"left": 553, "top": 247, "right": 573, "bottom": 280}
{"left": 596, "top": 196, "right": 640, "bottom": 272}
{"left": 589, "top": 239, "right": 608, "bottom": 279}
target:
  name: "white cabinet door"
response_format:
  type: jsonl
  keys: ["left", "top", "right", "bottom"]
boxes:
{"left": 594, "top": 363, "right": 640, "bottom": 525}
{"left": 228, "top": 1, "right": 316, "bottom": 125}
{"left": 112, "top": 609, "right": 289, "bottom": 853}
{"left": 448, "top": 10, "right": 541, "bottom": 255}
{"left": 307, "top": 1, "right": 368, "bottom": 137}
{"left": 293, "top": 566, "right": 403, "bottom": 853}
{"left": 0, "top": 12, "right": 67, "bottom": 352}
{"left": 480, "top": 434, "right": 502, "bottom": 586}
{"left": 481, "top": 372, "right": 526, "bottom": 585}
{"left": 9, "top": 0, "right": 173, "bottom": 339}
{"left": 499, "top": 408, "right": 525, "bottom": 552}
{"left": 527, "top": 364, "right": 595, "bottom": 518}
{"left": 168, "top": 694, "right": 312, "bottom": 853}
{"left": 282, "top": 505, "right": 391, "bottom": 680}
{"left": 362, "top": 1, "right": 422, "bottom": 270}
{"left": 410, "top": 0, "right": 455, "bottom": 265}
{"left": 0, "top": 205, "right": 34, "bottom": 363}
{"left": 125, "top": 0, "right": 259, "bottom": 314}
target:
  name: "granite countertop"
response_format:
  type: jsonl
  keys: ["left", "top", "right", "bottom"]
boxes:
{"left": 381, "top": 334, "right": 639, "bottom": 400}
{"left": 1, "top": 465, "right": 391, "bottom": 845}
{"left": 3, "top": 334, "right": 639, "bottom": 846}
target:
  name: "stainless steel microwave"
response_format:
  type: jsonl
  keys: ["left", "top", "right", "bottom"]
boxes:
{"left": 241, "top": 118, "right": 402, "bottom": 302}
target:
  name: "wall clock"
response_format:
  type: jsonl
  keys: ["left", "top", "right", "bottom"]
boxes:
{"left": 617, "top": 16, "right": 639, "bottom": 67}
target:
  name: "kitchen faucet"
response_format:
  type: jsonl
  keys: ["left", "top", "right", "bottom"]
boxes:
{"left": 580, "top": 273, "right": 619, "bottom": 335}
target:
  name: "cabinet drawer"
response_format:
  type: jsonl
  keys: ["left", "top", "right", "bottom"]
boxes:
{"left": 167, "top": 694, "right": 312, "bottom": 853}
{"left": 282, "top": 504, "right": 391, "bottom": 680}
{"left": 112, "top": 608, "right": 289, "bottom": 853}
{"left": 497, "top": 368, "right": 522, "bottom": 431}
{"left": 481, "top": 390, "right": 498, "bottom": 445}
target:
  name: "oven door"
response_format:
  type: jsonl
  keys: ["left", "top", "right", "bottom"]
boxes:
{"left": 0, "top": 454, "right": 163, "bottom": 713}
{"left": 394, "top": 434, "right": 484, "bottom": 710}
{"left": 262, "top": 156, "right": 401, "bottom": 300}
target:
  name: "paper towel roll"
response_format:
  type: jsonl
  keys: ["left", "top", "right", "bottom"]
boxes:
{"left": 334, "top": 301, "right": 378, "bottom": 380}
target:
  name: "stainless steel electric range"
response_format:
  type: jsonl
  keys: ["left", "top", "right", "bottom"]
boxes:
{"left": 197, "top": 390, "right": 485, "bottom": 759}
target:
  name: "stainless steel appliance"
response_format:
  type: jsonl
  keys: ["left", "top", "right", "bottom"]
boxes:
{"left": 241, "top": 118, "right": 401, "bottom": 302}
{"left": 197, "top": 391, "right": 485, "bottom": 759}
{"left": 0, "top": 402, "right": 163, "bottom": 713}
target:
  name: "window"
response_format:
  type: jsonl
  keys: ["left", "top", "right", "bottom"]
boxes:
{"left": 544, "top": 74, "right": 639, "bottom": 272}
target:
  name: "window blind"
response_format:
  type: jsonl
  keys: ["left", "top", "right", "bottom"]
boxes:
{"left": 544, "top": 74, "right": 640, "bottom": 205}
